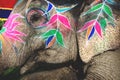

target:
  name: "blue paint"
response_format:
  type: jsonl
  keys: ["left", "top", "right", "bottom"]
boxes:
{"left": 56, "top": 7, "right": 72, "bottom": 13}
{"left": 46, "top": 35, "right": 54, "bottom": 47}
{"left": 0, "top": 9, "right": 12, "bottom": 18}
{"left": 88, "top": 27, "right": 95, "bottom": 40}
{"left": 47, "top": 2, "right": 53, "bottom": 12}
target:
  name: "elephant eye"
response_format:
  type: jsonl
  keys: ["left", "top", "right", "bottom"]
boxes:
{"left": 26, "top": 8, "right": 48, "bottom": 28}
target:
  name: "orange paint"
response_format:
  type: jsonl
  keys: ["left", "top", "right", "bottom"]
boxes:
{"left": 47, "top": 37, "right": 56, "bottom": 48}
{"left": 86, "top": 26, "right": 93, "bottom": 39}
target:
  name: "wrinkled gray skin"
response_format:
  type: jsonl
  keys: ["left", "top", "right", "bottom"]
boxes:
{"left": 0, "top": 0, "right": 120, "bottom": 80}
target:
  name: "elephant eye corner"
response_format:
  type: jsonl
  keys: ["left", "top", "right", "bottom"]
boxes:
{"left": 26, "top": 8, "right": 48, "bottom": 28}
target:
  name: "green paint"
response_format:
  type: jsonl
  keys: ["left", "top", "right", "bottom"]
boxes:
{"left": 41, "top": 29, "right": 56, "bottom": 39}
{"left": 103, "top": 4, "right": 113, "bottom": 19}
{"left": 84, "top": 3, "right": 102, "bottom": 16}
{"left": 0, "top": 27, "right": 6, "bottom": 34}
{"left": 56, "top": 31, "right": 64, "bottom": 47}
{"left": 99, "top": 18, "right": 107, "bottom": 31}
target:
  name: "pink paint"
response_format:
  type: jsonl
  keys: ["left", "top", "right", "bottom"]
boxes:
{"left": 78, "top": 20, "right": 95, "bottom": 32}
{"left": 58, "top": 14, "right": 71, "bottom": 30}
{"left": 47, "top": 14, "right": 57, "bottom": 26}
{"left": 3, "top": 13, "right": 26, "bottom": 43}
{"left": 95, "top": 21, "right": 103, "bottom": 38}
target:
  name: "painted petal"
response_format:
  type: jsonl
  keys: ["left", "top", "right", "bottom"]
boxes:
{"left": 41, "top": 29, "right": 56, "bottom": 39}
{"left": 86, "top": 26, "right": 93, "bottom": 39}
{"left": 95, "top": 21, "right": 102, "bottom": 38}
{"left": 58, "top": 14, "right": 71, "bottom": 30}
{"left": 10, "top": 22, "right": 21, "bottom": 30}
{"left": 46, "top": 2, "right": 53, "bottom": 12}
{"left": 56, "top": 31, "right": 64, "bottom": 47}
{"left": 4, "top": 14, "right": 23, "bottom": 28}
{"left": 56, "top": 7, "right": 72, "bottom": 13}
{"left": 8, "top": 30, "right": 26, "bottom": 36}
{"left": 88, "top": 27, "right": 95, "bottom": 40}
{"left": 78, "top": 20, "right": 95, "bottom": 32}
{"left": 103, "top": 4, "right": 114, "bottom": 19}
{"left": 5, "top": 33, "right": 24, "bottom": 42}
{"left": 46, "top": 35, "right": 56, "bottom": 48}
{"left": 47, "top": 14, "right": 57, "bottom": 26}
{"left": 99, "top": 18, "right": 107, "bottom": 31}
{"left": 82, "top": 3, "right": 102, "bottom": 16}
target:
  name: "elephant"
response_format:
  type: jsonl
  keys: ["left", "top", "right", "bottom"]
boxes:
{"left": 0, "top": 0, "right": 120, "bottom": 80}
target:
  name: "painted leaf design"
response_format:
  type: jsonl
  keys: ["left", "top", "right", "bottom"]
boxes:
{"left": 83, "top": 3, "right": 102, "bottom": 16}
{"left": 10, "top": 22, "right": 21, "bottom": 30}
{"left": 103, "top": 4, "right": 114, "bottom": 19}
{"left": 47, "top": 14, "right": 57, "bottom": 26}
{"left": 86, "top": 26, "right": 93, "bottom": 39}
{"left": 46, "top": 1, "right": 53, "bottom": 12}
{"left": 58, "top": 14, "right": 71, "bottom": 30}
{"left": 46, "top": 35, "right": 56, "bottom": 48}
{"left": 5, "top": 33, "right": 24, "bottom": 42}
{"left": 2, "top": 13, "right": 26, "bottom": 43}
{"left": 88, "top": 27, "right": 95, "bottom": 40}
{"left": 99, "top": 18, "right": 107, "bottom": 31}
{"left": 8, "top": 30, "right": 26, "bottom": 36}
{"left": 41, "top": 29, "right": 56, "bottom": 39}
{"left": 79, "top": 0, "right": 115, "bottom": 41}
{"left": 47, "top": 14, "right": 71, "bottom": 30}
{"left": 4, "top": 14, "right": 23, "bottom": 28}
{"left": 56, "top": 31, "right": 64, "bottom": 47}
{"left": 94, "top": 21, "right": 102, "bottom": 38}
{"left": 56, "top": 7, "right": 72, "bottom": 13}
{"left": 78, "top": 20, "right": 95, "bottom": 32}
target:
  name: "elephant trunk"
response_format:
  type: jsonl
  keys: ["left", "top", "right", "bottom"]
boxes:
{"left": 84, "top": 48, "right": 120, "bottom": 80}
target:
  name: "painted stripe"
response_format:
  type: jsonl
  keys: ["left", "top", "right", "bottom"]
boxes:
{"left": 0, "top": 18, "right": 7, "bottom": 21}
{"left": 0, "top": 9, "right": 12, "bottom": 18}
{"left": 0, "top": 7, "right": 13, "bottom": 10}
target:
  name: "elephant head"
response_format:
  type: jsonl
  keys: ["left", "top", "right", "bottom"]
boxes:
{"left": 77, "top": 0, "right": 120, "bottom": 79}
{"left": 0, "top": 0, "right": 84, "bottom": 77}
